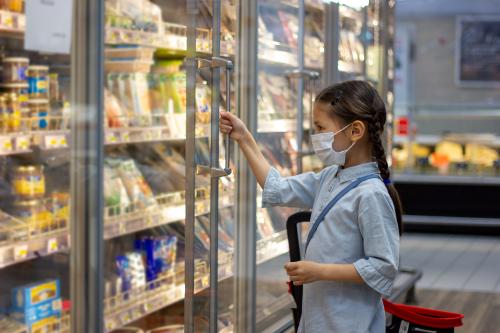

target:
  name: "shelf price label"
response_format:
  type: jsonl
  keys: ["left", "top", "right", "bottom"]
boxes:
{"left": 14, "top": 244, "right": 28, "bottom": 261}
{"left": 16, "top": 135, "right": 31, "bottom": 151}
{"left": 47, "top": 238, "right": 58, "bottom": 253}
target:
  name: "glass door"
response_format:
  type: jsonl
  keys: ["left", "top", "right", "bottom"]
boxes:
{"left": 100, "top": 0, "right": 237, "bottom": 332}
{"left": 254, "top": 0, "right": 302, "bottom": 330}
{"left": 0, "top": 0, "right": 74, "bottom": 332}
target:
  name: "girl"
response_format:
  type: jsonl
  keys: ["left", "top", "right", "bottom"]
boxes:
{"left": 220, "top": 80, "right": 401, "bottom": 333}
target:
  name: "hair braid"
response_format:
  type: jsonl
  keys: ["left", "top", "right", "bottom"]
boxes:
{"left": 367, "top": 117, "right": 390, "bottom": 180}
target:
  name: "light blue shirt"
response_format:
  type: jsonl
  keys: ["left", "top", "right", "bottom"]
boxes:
{"left": 263, "top": 162, "right": 399, "bottom": 333}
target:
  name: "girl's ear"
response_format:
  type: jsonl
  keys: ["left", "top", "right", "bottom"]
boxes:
{"left": 349, "top": 120, "right": 366, "bottom": 142}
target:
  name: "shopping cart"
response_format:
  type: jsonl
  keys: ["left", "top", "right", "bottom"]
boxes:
{"left": 286, "top": 211, "right": 464, "bottom": 333}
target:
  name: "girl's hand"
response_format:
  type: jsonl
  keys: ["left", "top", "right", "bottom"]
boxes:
{"left": 220, "top": 111, "right": 250, "bottom": 143}
{"left": 285, "top": 261, "right": 323, "bottom": 286}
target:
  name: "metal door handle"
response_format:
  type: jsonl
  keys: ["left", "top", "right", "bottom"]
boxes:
{"left": 195, "top": 56, "right": 233, "bottom": 178}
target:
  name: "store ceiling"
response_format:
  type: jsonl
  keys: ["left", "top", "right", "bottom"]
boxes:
{"left": 396, "top": 0, "right": 500, "bottom": 17}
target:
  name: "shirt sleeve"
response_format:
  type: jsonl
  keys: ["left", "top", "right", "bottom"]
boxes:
{"left": 262, "top": 167, "right": 327, "bottom": 209}
{"left": 353, "top": 187, "right": 400, "bottom": 297}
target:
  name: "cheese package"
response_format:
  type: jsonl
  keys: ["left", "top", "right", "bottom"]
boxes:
{"left": 10, "top": 279, "right": 62, "bottom": 331}
{"left": 434, "top": 141, "right": 464, "bottom": 162}
{"left": 465, "top": 143, "right": 499, "bottom": 166}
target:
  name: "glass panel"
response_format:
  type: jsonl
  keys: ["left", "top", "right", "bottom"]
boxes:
{"left": 102, "top": 0, "right": 237, "bottom": 332}
{"left": 393, "top": 4, "right": 500, "bottom": 179}
{"left": 0, "top": 1, "right": 72, "bottom": 332}
{"left": 255, "top": 0, "right": 300, "bottom": 329}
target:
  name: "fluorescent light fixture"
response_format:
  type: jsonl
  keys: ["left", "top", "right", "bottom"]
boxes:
{"left": 324, "top": 0, "right": 370, "bottom": 10}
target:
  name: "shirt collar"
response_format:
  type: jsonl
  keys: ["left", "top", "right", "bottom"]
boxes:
{"left": 336, "top": 162, "right": 380, "bottom": 183}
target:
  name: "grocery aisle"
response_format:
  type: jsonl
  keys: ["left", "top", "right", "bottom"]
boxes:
{"left": 400, "top": 233, "right": 500, "bottom": 292}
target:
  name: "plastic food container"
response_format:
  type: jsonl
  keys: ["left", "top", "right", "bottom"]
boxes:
{"left": 12, "top": 200, "right": 49, "bottom": 232}
{"left": 47, "top": 192, "right": 70, "bottom": 226}
{"left": 11, "top": 165, "right": 46, "bottom": 199}
{"left": 27, "top": 65, "right": 49, "bottom": 99}
{"left": 8, "top": 0, "right": 23, "bottom": 12}
{"left": 1, "top": 83, "right": 29, "bottom": 108}
{"left": 5, "top": 93, "right": 21, "bottom": 132}
{"left": 0, "top": 96, "right": 8, "bottom": 133}
{"left": 28, "top": 99, "right": 49, "bottom": 130}
{"left": 2, "top": 57, "right": 29, "bottom": 84}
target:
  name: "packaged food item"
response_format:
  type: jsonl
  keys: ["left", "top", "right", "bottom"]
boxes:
{"left": 130, "top": 72, "right": 152, "bottom": 126}
{"left": 12, "top": 165, "right": 45, "bottom": 199}
{"left": 104, "top": 163, "right": 131, "bottom": 212}
{"left": 6, "top": 93, "right": 21, "bottom": 132}
{"left": 115, "top": 252, "right": 147, "bottom": 292}
{"left": 11, "top": 165, "right": 46, "bottom": 199}
{"left": 27, "top": 65, "right": 49, "bottom": 99}
{"left": 9, "top": 279, "right": 62, "bottom": 332}
{"left": 48, "top": 73, "right": 59, "bottom": 102}
{"left": 47, "top": 192, "right": 69, "bottom": 226}
{"left": 28, "top": 99, "right": 49, "bottom": 130}
{"left": 0, "top": 95, "right": 8, "bottom": 132}
{"left": 465, "top": 143, "right": 499, "bottom": 167}
{"left": 1, "top": 83, "right": 29, "bottom": 108}
{"left": 435, "top": 141, "right": 464, "bottom": 163}
{"left": 2, "top": 57, "right": 29, "bottom": 83}
{"left": 12, "top": 200, "right": 50, "bottom": 232}
{"left": 7, "top": 0, "right": 23, "bottom": 12}
{"left": 116, "top": 159, "right": 155, "bottom": 208}
{"left": 104, "top": 89, "right": 127, "bottom": 128}
{"left": 136, "top": 235, "right": 177, "bottom": 279}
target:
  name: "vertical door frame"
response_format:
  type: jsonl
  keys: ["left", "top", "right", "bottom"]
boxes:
{"left": 70, "top": 0, "right": 105, "bottom": 331}
{"left": 234, "top": 0, "right": 258, "bottom": 331}
{"left": 185, "top": 0, "right": 198, "bottom": 332}
{"left": 295, "top": 0, "right": 306, "bottom": 174}
{"left": 324, "top": 2, "right": 340, "bottom": 86}
{"left": 209, "top": 1, "right": 222, "bottom": 332}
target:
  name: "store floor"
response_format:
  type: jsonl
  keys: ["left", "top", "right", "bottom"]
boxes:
{"left": 400, "top": 233, "right": 500, "bottom": 292}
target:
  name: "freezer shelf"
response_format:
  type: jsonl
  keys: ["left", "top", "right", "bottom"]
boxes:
{"left": 0, "top": 124, "right": 211, "bottom": 156}
{"left": 104, "top": 189, "right": 233, "bottom": 240}
{"left": 1, "top": 311, "right": 71, "bottom": 333}
{"left": 104, "top": 231, "right": 290, "bottom": 332}
{"left": 0, "top": 189, "right": 233, "bottom": 268}
{"left": 0, "top": 209, "right": 69, "bottom": 269}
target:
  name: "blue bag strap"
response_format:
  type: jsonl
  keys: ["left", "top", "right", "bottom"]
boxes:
{"left": 305, "top": 173, "right": 381, "bottom": 252}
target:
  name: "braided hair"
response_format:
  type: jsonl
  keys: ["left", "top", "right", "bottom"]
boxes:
{"left": 316, "top": 80, "right": 403, "bottom": 235}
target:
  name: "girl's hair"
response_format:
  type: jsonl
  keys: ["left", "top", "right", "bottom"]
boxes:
{"left": 316, "top": 80, "right": 403, "bottom": 235}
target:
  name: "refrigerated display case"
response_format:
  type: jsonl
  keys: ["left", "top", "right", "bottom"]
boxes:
{"left": 0, "top": 1, "right": 397, "bottom": 332}
{"left": 0, "top": 1, "right": 73, "bottom": 332}
{"left": 392, "top": 11, "right": 500, "bottom": 229}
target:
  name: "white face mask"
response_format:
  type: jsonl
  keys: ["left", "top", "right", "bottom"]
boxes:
{"left": 311, "top": 123, "right": 355, "bottom": 166}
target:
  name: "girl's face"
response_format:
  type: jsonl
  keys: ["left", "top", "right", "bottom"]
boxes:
{"left": 312, "top": 101, "right": 354, "bottom": 152}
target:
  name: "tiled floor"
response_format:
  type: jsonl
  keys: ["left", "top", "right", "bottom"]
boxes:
{"left": 400, "top": 233, "right": 500, "bottom": 292}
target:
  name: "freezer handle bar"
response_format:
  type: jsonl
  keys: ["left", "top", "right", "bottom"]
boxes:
{"left": 285, "top": 69, "right": 320, "bottom": 159}
{"left": 196, "top": 56, "right": 233, "bottom": 178}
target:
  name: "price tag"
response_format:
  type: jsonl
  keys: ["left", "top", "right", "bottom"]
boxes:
{"left": 122, "top": 132, "right": 130, "bottom": 142}
{"left": 59, "top": 135, "right": 68, "bottom": 147}
{"left": 0, "top": 136, "right": 13, "bottom": 153}
{"left": 47, "top": 238, "right": 58, "bottom": 253}
{"left": 106, "top": 132, "right": 118, "bottom": 143}
{"left": 44, "top": 134, "right": 65, "bottom": 148}
{"left": 16, "top": 135, "right": 31, "bottom": 151}
{"left": 14, "top": 244, "right": 28, "bottom": 261}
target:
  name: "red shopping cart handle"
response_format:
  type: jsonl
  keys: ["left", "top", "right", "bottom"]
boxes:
{"left": 383, "top": 299, "right": 464, "bottom": 329}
